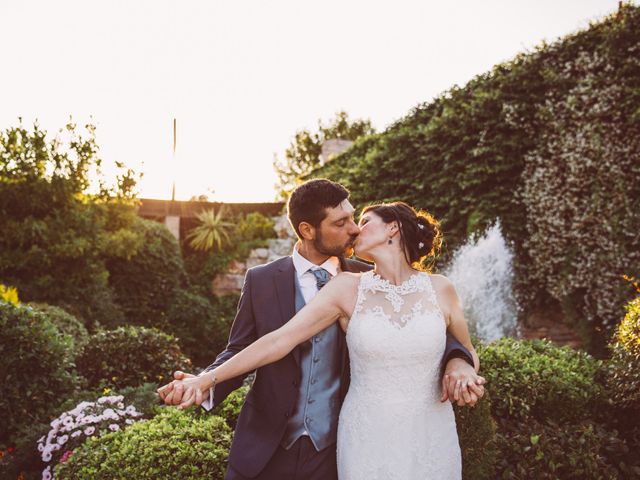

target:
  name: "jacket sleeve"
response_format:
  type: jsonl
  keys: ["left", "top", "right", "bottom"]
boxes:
{"left": 200, "top": 268, "right": 257, "bottom": 411}
{"left": 439, "top": 332, "right": 474, "bottom": 379}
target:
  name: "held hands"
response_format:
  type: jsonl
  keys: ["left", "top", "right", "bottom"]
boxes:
{"left": 440, "top": 358, "right": 486, "bottom": 407}
{"left": 156, "top": 370, "right": 211, "bottom": 411}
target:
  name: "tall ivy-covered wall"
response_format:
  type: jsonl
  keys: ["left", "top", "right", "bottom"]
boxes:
{"left": 313, "top": 5, "right": 640, "bottom": 353}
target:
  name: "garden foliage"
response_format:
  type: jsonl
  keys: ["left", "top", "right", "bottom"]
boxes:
{"left": 312, "top": 5, "right": 640, "bottom": 352}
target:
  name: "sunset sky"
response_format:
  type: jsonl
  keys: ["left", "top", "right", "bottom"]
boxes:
{"left": 0, "top": 0, "right": 628, "bottom": 202}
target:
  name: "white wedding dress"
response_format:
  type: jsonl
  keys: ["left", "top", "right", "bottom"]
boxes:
{"left": 336, "top": 270, "right": 462, "bottom": 480}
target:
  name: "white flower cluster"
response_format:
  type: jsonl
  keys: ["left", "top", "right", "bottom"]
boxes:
{"left": 37, "top": 395, "right": 144, "bottom": 479}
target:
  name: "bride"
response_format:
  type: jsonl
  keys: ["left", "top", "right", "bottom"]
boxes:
{"left": 161, "top": 201, "right": 479, "bottom": 479}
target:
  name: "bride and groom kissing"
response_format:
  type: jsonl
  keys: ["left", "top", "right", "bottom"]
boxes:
{"left": 157, "top": 178, "right": 486, "bottom": 480}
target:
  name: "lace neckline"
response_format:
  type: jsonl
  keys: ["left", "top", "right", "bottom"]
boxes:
{"left": 359, "top": 270, "right": 431, "bottom": 314}
{"left": 369, "top": 270, "right": 425, "bottom": 292}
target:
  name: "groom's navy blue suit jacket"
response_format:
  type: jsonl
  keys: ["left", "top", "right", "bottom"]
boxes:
{"left": 202, "top": 255, "right": 473, "bottom": 478}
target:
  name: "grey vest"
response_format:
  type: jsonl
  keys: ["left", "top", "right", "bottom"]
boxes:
{"left": 281, "top": 273, "right": 342, "bottom": 451}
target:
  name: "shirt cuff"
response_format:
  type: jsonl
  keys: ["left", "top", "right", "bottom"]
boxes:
{"left": 200, "top": 386, "right": 216, "bottom": 412}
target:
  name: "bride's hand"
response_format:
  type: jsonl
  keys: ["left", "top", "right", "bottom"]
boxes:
{"left": 440, "top": 358, "right": 486, "bottom": 407}
{"left": 157, "top": 372, "right": 211, "bottom": 410}
{"left": 157, "top": 370, "right": 196, "bottom": 406}
{"left": 174, "top": 374, "right": 211, "bottom": 410}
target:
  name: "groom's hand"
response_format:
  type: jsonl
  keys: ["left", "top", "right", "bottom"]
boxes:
{"left": 440, "top": 358, "right": 486, "bottom": 407}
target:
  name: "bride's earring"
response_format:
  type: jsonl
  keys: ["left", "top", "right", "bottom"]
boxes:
{"left": 388, "top": 238, "right": 392, "bottom": 245}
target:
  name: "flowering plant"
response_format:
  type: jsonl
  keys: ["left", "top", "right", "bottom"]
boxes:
{"left": 37, "top": 394, "right": 144, "bottom": 480}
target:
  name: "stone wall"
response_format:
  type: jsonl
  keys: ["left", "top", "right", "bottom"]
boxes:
{"left": 212, "top": 214, "right": 297, "bottom": 296}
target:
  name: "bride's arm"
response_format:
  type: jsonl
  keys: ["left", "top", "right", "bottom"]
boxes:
{"left": 166, "top": 273, "right": 356, "bottom": 408}
{"left": 444, "top": 280, "right": 480, "bottom": 372}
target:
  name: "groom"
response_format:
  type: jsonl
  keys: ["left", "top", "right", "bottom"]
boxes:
{"left": 159, "top": 179, "right": 485, "bottom": 480}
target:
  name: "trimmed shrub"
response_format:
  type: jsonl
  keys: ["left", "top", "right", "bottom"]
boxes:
{"left": 0, "top": 302, "right": 79, "bottom": 445}
{"left": 454, "top": 392, "right": 498, "bottom": 480}
{"left": 76, "top": 326, "right": 191, "bottom": 390}
{"left": 494, "top": 419, "right": 626, "bottom": 479}
{"left": 27, "top": 303, "right": 89, "bottom": 352}
{"left": 54, "top": 408, "right": 232, "bottom": 479}
{"left": 213, "top": 385, "right": 249, "bottom": 430}
{"left": 478, "top": 338, "right": 602, "bottom": 423}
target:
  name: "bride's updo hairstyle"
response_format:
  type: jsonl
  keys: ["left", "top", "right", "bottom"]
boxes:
{"left": 361, "top": 201, "right": 443, "bottom": 271}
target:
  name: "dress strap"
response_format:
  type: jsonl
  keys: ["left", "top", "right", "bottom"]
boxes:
{"left": 351, "top": 270, "right": 374, "bottom": 317}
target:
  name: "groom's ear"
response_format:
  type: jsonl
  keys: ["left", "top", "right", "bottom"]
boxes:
{"left": 298, "top": 221, "right": 315, "bottom": 241}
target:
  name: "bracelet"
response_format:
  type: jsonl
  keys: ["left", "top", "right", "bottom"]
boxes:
{"left": 202, "top": 370, "right": 217, "bottom": 389}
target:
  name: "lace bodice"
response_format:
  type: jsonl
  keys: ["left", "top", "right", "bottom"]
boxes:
{"left": 337, "top": 270, "right": 461, "bottom": 479}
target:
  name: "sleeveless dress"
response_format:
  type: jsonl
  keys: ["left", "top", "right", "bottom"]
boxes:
{"left": 336, "top": 270, "right": 462, "bottom": 480}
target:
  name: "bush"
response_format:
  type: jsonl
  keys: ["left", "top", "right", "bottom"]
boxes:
{"left": 0, "top": 302, "right": 79, "bottom": 446}
{"left": 54, "top": 408, "right": 232, "bottom": 479}
{"left": 27, "top": 303, "right": 89, "bottom": 352}
{"left": 76, "top": 326, "right": 192, "bottom": 390}
{"left": 234, "top": 212, "right": 276, "bottom": 242}
{"left": 213, "top": 385, "right": 249, "bottom": 430}
{"left": 167, "top": 292, "right": 238, "bottom": 369}
{"left": 594, "top": 296, "right": 640, "bottom": 476}
{"left": 165, "top": 289, "right": 230, "bottom": 368}
{"left": 37, "top": 393, "right": 147, "bottom": 480}
{"left": 478, "top": 338, "right": 602, "bottom": 423}
{"left": 4, "top": 383, "right": 164, "bottom": 480}
{"left": 454, "top": 392, "right": 498, "bottom": 479}
{"left": 615, "top": 296, "right": 640, "bottom": 359}
{"left": 106, "top": 218, "right": 187, "bottom": 329}
{"left": 493, "top": 418, "right": 627, "bottom": 479}
{"left": 478, "top": 337, "right": 639, "bottom": 478}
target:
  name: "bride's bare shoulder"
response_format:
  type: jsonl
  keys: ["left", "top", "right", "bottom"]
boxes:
{"left": 333, "top": 271, "right": 363, "bottom": 289}
{"left": 426, "top": 273, "right": 459, "bottom": 301}
{"left": 427, "top": 273, "right": 455, "bottom": 288}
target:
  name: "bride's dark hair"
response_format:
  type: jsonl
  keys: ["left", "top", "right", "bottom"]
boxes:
{"left": 361, "top": 201, "right": 443, "bottom": 271}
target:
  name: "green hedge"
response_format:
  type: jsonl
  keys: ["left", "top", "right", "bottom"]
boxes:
{"left": 27, "top": 303, "right": 89, "bottom": 353}
{"left": 54, "top": 408, "right": 232, "bottom": 479}
{"left": 454, "top": 394, "right": 498, "bottom": 479}
{"left": 478, "top": 338, "right": 602, "bottom": 423}
{"left": 75, "top": 326, "right": 192, "bottom": 390}
{"left": 478, "top": 337, "right": 636, "bottom": 478}
{"left": 0, "top": 302, "right": 79, "bottom": 445}
{"left": 493, "top": 419, "right": 626, "bottom": 479}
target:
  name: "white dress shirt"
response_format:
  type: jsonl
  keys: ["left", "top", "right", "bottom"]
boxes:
{"left": 200, "top": 245, "right": 340, "bottom": 412}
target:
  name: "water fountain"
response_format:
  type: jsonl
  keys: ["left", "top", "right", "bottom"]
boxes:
{"left": 442, "top": 219, "right": 519, "bottom": 342}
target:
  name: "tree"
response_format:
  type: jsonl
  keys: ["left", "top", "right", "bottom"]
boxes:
{"left": 273, "top": 111, "right": 375, "bottom": 199}
{"left": 0, "top": 119, "right": 141, "bottom": 327}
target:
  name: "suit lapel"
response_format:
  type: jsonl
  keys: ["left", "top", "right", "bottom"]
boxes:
{"left": 273, "top": 256, "right": 301, "bottom": 366}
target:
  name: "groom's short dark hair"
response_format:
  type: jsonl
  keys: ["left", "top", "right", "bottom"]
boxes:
{"left": 287, "top": 179, "right": 350, "bottom": 239}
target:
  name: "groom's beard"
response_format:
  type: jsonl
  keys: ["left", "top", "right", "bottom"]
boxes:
{"left": 314, "top": 232, "right": 358, "bottom": 258}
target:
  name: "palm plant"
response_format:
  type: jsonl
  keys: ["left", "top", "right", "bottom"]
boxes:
{"left": 186, "top": 206, "right": 234, "bottom": 252}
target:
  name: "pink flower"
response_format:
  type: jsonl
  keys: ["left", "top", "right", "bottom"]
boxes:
{"left": 59, "top": 450, "right": 73, "bottom": 464}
